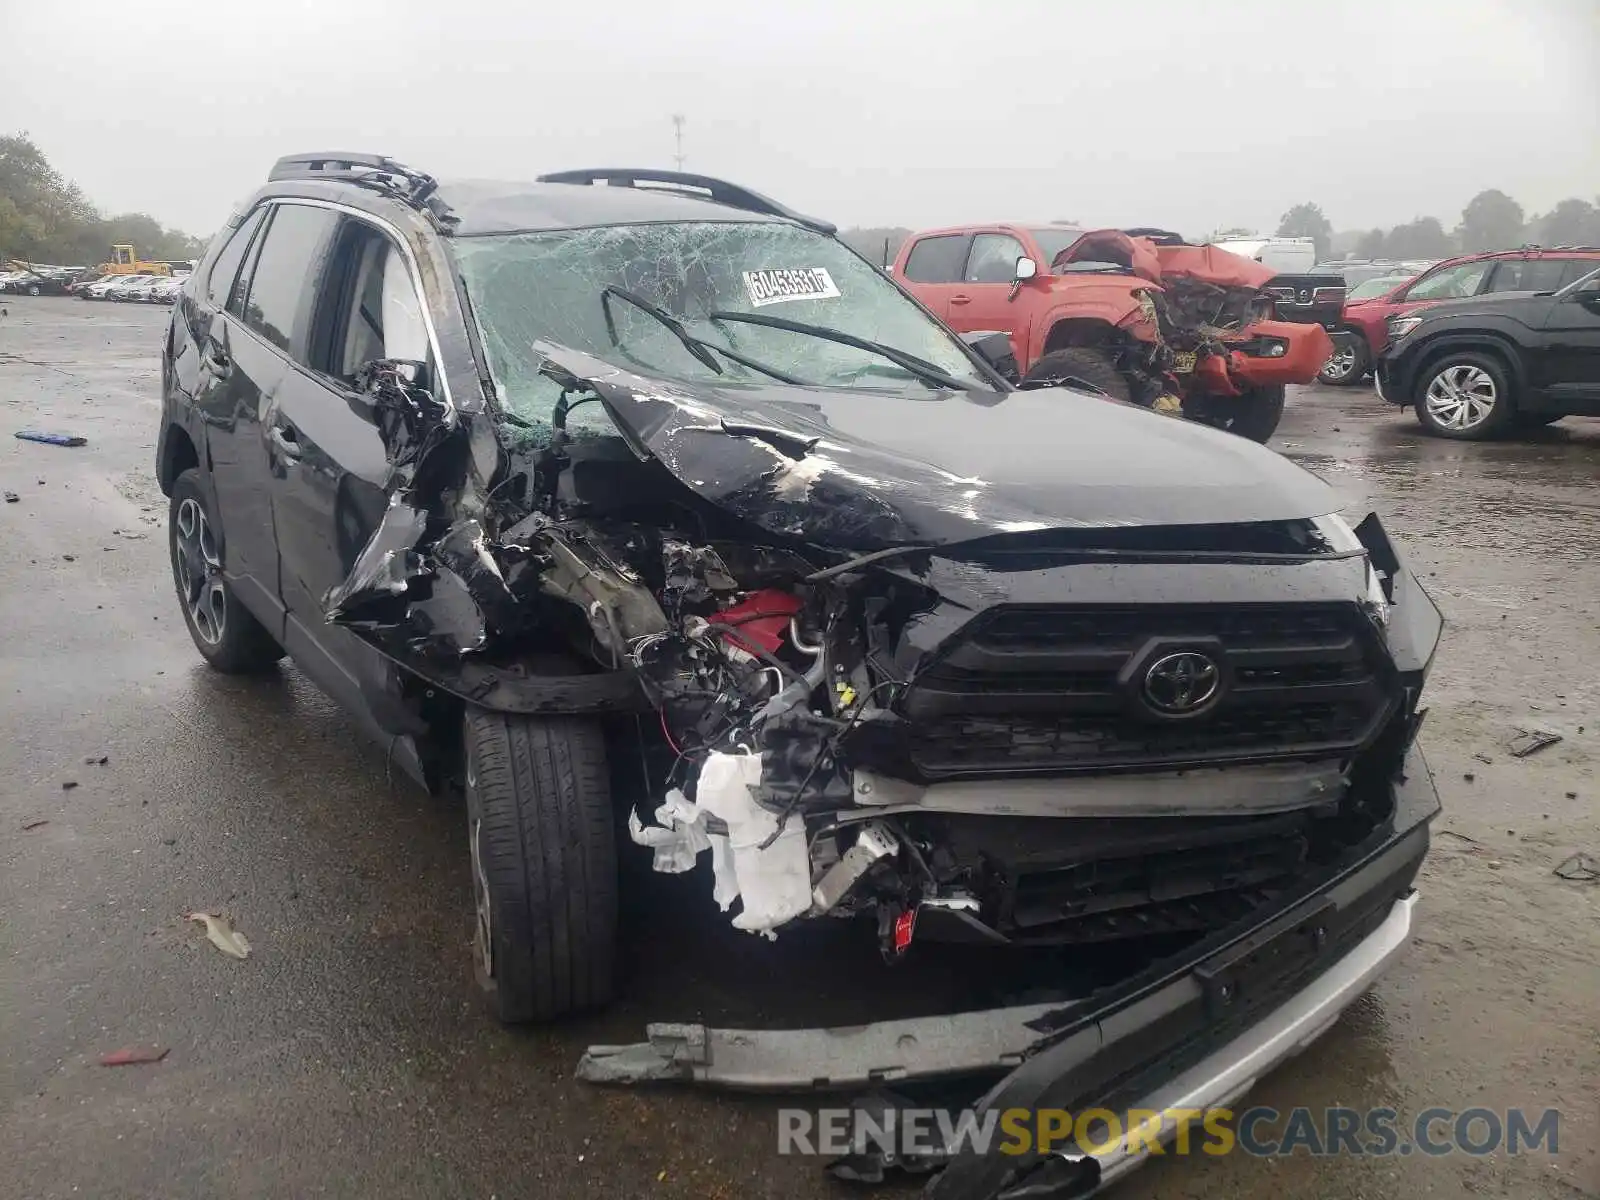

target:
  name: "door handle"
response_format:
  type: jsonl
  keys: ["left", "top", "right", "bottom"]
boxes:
{"left": 950, "top": 294, "right": 972, "bottom": 305}
{"left": 269, "top": 424, "right": 302, "bottom": 460}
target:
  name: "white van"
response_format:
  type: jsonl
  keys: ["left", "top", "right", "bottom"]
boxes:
{"left": 1211, "top": 236, "right": 1319, "bottom": 274}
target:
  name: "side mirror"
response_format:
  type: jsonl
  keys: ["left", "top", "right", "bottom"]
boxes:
{"left": 960, "top": 331, "right": 1019, "bottom": 383}
{"left": 1008, "top": 257, "right": 1038, "bottom": 301}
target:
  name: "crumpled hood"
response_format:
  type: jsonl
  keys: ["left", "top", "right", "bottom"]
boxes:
{"left": 536, "top": 345, "right": 1338, "bottom": 551}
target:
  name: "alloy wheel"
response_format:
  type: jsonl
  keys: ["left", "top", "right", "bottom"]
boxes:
{"left": 173, "top": 497, "right": 227, "bottom": 645}
{"left": 1320, "top": 344, "right": 1357, "bottom": 381}
{"left": 1424, "top": 364, "right": 1497, "bottom": 431}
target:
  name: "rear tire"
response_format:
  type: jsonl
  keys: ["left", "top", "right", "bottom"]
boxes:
{"left": 465, "top": 710, "right": 617, "bottom": 1023}
{"left": 1317, "top": 334, "right": 1370, "bottom": 386}
{"left": 1021, "top": 347, "right": 1132, "bottom": 402}
{"left": 167, "top": 468, "right": 284, "bottom": 673}
{"left": 1187, "top": 384, "right": 1286, "bottom": 443}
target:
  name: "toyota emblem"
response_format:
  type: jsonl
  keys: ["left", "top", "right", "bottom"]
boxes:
{"left": 1143, "top": 651, "right": 1222, "bottom": 715}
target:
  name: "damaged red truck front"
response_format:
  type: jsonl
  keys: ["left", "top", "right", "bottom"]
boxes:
{"left": 159, "top": 160, "right": 1440, "bottom": 1200}
{"left": 896, "top": 224, "right": 1334, "bottom": 442}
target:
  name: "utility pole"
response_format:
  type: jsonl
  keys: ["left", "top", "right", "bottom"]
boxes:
{"left": 671, "top": 114, "right": 686, "bottom": 171}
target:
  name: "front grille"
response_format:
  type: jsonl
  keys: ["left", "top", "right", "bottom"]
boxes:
{"left": 900, "top": 604, "right": 1395, "bottom": 778}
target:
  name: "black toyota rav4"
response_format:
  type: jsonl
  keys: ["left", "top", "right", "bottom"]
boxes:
{"left": 159, "top": 155, "right": 1441, "bottom": 1198}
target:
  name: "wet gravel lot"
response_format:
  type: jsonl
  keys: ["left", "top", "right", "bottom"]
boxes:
{"left": 2, "top": 297, "right": 1596, "bottom": 1200}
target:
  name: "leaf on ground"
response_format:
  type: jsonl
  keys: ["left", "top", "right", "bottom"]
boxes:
{"left": 186, "top": 911, "right": 251, "bottom": 959}
{"left": 100, "top": 1046, "right": 170, "bottom": 1066}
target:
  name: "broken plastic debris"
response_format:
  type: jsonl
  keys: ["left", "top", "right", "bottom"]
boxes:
{"left": 693, "top": 751, "right": 811, "bottom": 935}
{"left": 100, "top": 1046, "right": 170, "bottom": 1067}
{"left": 1508, "top": 729, "right": 1561, "bottom": 758}
{"left": 1553, "top": 852, "right": 1598, "bottom": 883}
{"left": 187, "top": 912, "right": 251, "bottom": 959}
{"left": 3, "top": 491, "right": 17, "bottom": 503}
{"left": 627, "top": 789, "right": 712, "bottom": 873}
{"left": 21, "top": 818, "right": 49, "bottom": 831}
{"left": 15, "top": 430, "right": 87, "bottom": 447}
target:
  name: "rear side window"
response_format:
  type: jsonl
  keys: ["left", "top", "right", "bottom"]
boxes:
{"left": 1558, "top": 260, "right": 1600, "bottom": 289}
{"left": 204, "top": 207, "right": 267, "bottom": 310}
{"left": 1485, "top": 258, "right": 1573, "bottom": 293}
{"left": 902, "top": 234, "right": 972, "bottom": 283}
{"left": 240, "top": 203, "right": 341, "bottom": 361}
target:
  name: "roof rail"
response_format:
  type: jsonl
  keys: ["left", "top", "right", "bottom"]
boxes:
{"left": 267, "top": 152, "right": 454, "bottom": 227}
{"left": 536, "top": 168, "right": 836, "bottom": 235}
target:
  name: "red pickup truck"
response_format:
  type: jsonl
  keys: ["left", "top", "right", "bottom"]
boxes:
{"left": 894, "top": 224, "right": 1333, "bottom": 441}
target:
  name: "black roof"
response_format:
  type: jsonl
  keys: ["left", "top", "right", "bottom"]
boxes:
{"left": 265, "top": 154, "right": 834, "bottom": 238}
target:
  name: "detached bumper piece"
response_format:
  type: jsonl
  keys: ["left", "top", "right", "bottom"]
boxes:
{"left": 578, "top": 1002, "right": 1066, "bottom": 1091}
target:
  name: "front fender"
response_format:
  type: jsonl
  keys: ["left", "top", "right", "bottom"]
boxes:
{"left": 1392, "top": 322, "right": 1531, "bottom": 396}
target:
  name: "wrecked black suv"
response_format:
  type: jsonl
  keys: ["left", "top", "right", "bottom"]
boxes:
{"left": 160, "top": 156, "right": 1442, "bottom": 1195}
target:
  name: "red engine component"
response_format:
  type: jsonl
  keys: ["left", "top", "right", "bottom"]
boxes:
{"left": 708, "top": 589, "right": 804, "bottom": 655}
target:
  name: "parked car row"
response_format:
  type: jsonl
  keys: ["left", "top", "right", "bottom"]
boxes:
{"left": 0, "top": 266, "right": 188, "bottom": 303}
{"left": 0, "top": 266, "right": 84, "bottom": 295}
{"left": 77, "top": 273, "right": 187, "bottom": 303}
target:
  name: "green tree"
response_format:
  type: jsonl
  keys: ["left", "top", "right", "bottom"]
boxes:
{"left": 1457, "top": 189, "right": 1525, "bottom": 252}
{"left": 838, "top": 226, "right": 912, "bottom": 266}
{"left": 1385, "top": 216, "right": 1454, "bottom": 259}
{"left": 1353, "top": 228, "right": 1387, "bottom": 258}
{"left": 0, "top": 131, "right": 206, "bottom": 266}
{"left": 1276, "top": 202, "right": 1334, "bottom": 261}
{"left": 1531, "top": 198, "right": 1600, "bottom": 246}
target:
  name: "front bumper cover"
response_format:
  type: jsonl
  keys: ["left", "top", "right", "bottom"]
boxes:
{"left": 582, "top": 745, "right": 1438, "bottom": 1197}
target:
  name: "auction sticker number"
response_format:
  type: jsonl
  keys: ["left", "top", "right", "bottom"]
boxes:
{"left": 742, "top": 267, "right": 841, "bottom": 308}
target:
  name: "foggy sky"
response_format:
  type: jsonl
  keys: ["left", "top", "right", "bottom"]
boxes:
{"left": 6, "top": 0, "right": 1597, "bottom": 241}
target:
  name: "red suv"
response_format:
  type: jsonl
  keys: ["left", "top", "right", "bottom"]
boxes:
{"left": 894, "top": 224, "right": 1332, "bottom": 442}
{"left": 1318, "top": 248, "right": 1600, "bottom": 386}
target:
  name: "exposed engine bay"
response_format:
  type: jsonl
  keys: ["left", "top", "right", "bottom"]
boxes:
{"left": 1046, "top": 229, "right": 1333, "bottom": 407}
{"left": 322, "top": 347, "right": 1427, "bottom": 959}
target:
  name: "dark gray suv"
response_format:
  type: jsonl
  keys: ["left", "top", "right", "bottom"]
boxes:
{"left": 159, "top": 154, "right": 1442, "bottom": 1198}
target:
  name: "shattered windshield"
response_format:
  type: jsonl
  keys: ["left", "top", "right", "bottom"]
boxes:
{"left": 451, "top": 221, "right": 991, "bottom": 440}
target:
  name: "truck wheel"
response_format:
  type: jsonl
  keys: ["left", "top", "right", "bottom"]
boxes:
{"left": 168, "top": 468, "right": 284, "bottom": 673}
{"left": 1317, "top": 335, "right": 1369, "bottom": 386}
{"left": 1413, "top": 353, "right": 1514, "bottom": 440}
{"left": 464, "top": 709, "right": 617, "bottom": 1023}
{"left": 1021, "top": 347, "right": 1132, "bottom": 402}
{"left": 1187, "top": 385, "right": 1286, "bottom": 443}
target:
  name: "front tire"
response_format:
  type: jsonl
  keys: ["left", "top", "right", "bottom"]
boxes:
{"left": 1186, "top": 384, "right": 1286, "bottom": 443}
{"left": 168, "top": 468, "right": 284, "bottom": 672}
{"left": 1021, "top": 347, "right": 1132, "bottom": 402}
{"left": 465, "top": 710, "right": 617, "bottom": 1023}
{"left": 1317, "top": 334, "right": 1370, "bottom": 386}
{"left": 1413, "top": 353, "right": 1514, "bottom": 440}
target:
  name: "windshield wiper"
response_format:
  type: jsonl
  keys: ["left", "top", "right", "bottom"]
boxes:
{"left": 598, "top": 286, "right": 807, "bottom": 384}
{"left": 601, "top": 286, "right": 723, "bottom": 374}
{"left": 707, "top": 310, "right": 972, "bottom": 391}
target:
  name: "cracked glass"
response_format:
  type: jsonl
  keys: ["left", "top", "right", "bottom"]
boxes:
{"left": 450, "top": 221, "right": 991, "bottom": 443}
